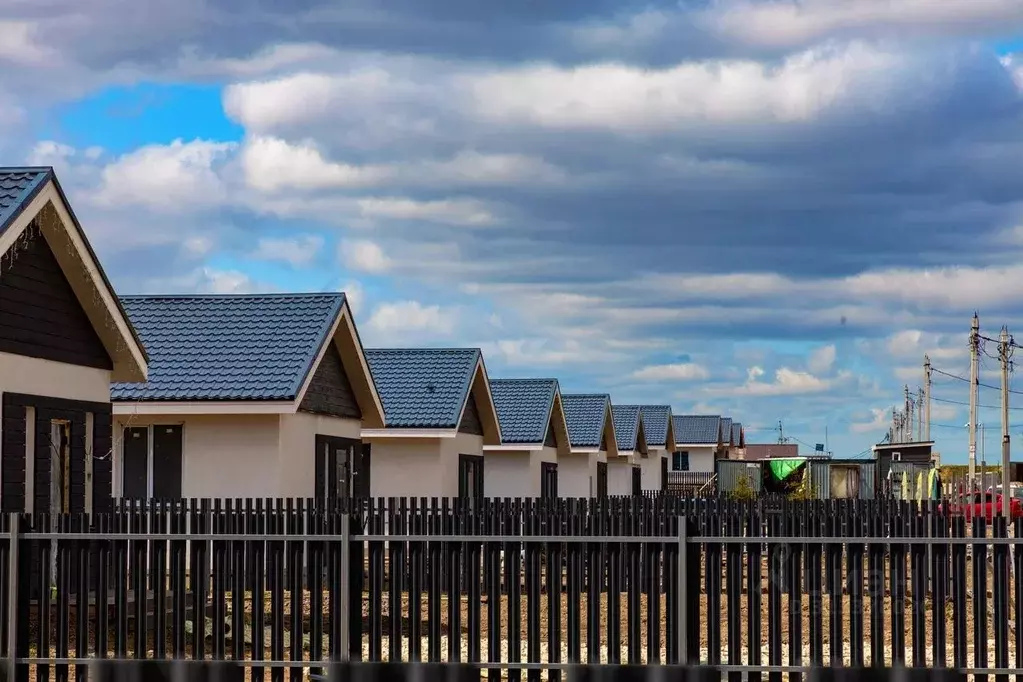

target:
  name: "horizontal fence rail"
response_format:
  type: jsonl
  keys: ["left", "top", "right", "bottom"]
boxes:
{"left": 1, "top": 496, "right": 1022, "bottom": 682}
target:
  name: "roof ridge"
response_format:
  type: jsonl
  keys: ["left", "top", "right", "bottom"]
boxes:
{"left": 562, "top": 392, "right": 611, "bottom": 398}
{"left": 0, "top": 166, "right": 55, "bottom": 172}
{"left": 490, "top": 377, "right": 559, "bottom": 383}
{"left": 367, "top": 347, "right": 482, "bottom": 353}
{"left": 119, "top": 292, "right": 343, "bottom": 300}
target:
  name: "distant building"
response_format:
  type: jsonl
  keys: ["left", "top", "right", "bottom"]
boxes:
{"left": 744, "top": 443, "right": 799, "bottom": 461}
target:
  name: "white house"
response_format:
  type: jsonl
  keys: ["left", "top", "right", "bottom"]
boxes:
{"left": 483, "top": 378, "right": 571, "bottom": 498}
{"left": 0, "top": 167, "right": 148, "bottom": 516}
{"left": 671, "top": 415, "right": 723, "bottom": 473}
{"left": 638, "top": 405, "right": 676, "bottom": 491}
{"left": 609, "top": 404, "right": 647, "bottom": 495}
{"left": 559, "top": 394, "right": 618, "bottom": 498}
{"left": 362, "top": 348, "right": 502, "bottom": 499}
{"left": 110, "top": 292, "right": 386, "bottom": 502}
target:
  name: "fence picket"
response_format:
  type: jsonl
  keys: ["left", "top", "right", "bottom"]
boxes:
{"left": 8, "top": 494, "right": 1023, "bottom": 680}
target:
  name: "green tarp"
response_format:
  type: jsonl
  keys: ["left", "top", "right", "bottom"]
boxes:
{"left": 766, "top": 457, "right": 807, "bottom": 482}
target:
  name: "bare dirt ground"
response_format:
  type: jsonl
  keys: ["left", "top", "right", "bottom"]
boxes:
{"left": 23, "top": 555, "right": 1020, "bottom": 681}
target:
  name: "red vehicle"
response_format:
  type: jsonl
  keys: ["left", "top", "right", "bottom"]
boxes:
{"left": 939, "top": 492, "right": 1023, "bottom": 520}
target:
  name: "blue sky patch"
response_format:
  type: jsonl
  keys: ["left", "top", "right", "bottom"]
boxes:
{"left": 44, "top": 83, "right": 243, "bottom": 154}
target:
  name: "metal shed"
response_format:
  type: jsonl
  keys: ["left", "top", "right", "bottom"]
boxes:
{"left": 806, "top": 459, "right": 877, "bottom": 500}
{"left": 717, "top": 459, "right": 763, "bottom": 494}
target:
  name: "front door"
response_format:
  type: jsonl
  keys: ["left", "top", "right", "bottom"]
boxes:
{"left": 458, "top": 454, "right": 484, "bottom": 501}
{"left": 596, "top": 461, "right": 608, "bottom": 499}
{"left": 660, "top": 457, "right": 668, "bottom": 491}
{"left": 540, "top": 462, "right": 558, "bottom": 499}
{"left": 631, "top": 465, "right": 642, "bottom": 496}
{"left": 315, "top": 436, "right": 367, "bottom": 503}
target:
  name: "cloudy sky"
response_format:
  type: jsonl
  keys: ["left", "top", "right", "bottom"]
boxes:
{"left": 4, "top": 1, "right": 1023, "bottom": 459}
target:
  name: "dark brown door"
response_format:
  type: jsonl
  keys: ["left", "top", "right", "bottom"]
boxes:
{"left": 632, "top": 465, "right": 642, "bottom": 496}
{"left": 458, "top": 454, "right": 484, "bottom": 501}
{"left": 122, "top": 427, "right": 148, "bottom": 499}
{"left": 596, "top": 461, "right": 608, "bottom": 499}
{"left": 540, "top": 462, "right": 558, "bottom": 499}
{"left": 152, "top": 425, "right": 183, "bottom": 499}
{"left": 660, "top": 457, "right": 668, "bottom": 491}
{"left": 315, "top": 435, "right": 364, "bottom": 503}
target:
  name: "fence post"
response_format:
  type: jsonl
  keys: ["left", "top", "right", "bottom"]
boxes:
{"left": 339, "top": 505, "right": 350, "bottom": 661}
{"left": 7, "top": 513, "right": 20, "bottom": 682}
{"left": 677, "top": 514, "right": 688, "bottom": 664}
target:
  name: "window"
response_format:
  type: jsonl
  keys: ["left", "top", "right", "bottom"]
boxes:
{"left": 673, "top": 451, "right": 690, "bottom": 471}
{"left": 121, "top": 425, "right": 183, "bottom": 499}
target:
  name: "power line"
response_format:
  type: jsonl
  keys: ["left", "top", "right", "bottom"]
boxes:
{"left": 932, "top": 365, "right": 1023, "bottom": 395}
{"left": 931, "top": 395, "right": 1023, "bottom": 411}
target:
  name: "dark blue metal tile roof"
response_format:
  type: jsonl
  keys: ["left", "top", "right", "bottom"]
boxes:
{"left": 561, "top": 394, "right": 610, "bottom": 448}
{"left": 673, "top": 415, "right": 721, "bottom": 445}
{"left": 636, "top": 405, "right": 672, "bottom": 447}
{"left": 732, "top": 422, "right": 743, "bottom": 443}
{"left": 720, "top": 417, "right": 733, "bottom": 443}
{"left": 111, "top": 293, "right": 345, "bottom": 401}
{"left": 489, "top": 378, "right": 559, "bottom": 444}
{"left": 613, "top": 404, "right": 643, "bottom": 452}
{"left": 0, "top": 168, "right": 51, "bottom": 236}
{"left": 365, "top": 348, "right": 481, "bottom": 428}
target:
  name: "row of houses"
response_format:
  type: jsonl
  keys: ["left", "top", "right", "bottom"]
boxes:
{"left": 0, "top": 167, "right": 744, "bottom": 515}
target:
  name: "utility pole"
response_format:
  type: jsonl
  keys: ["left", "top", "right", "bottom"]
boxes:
{"left": 969, "top": 313, "right": 980, "bottom": 491}
{"left": 776, "top": 420, "right": 785, "bottom": 445}
{"left": 1001, "top": 326, "right": 1011, "bottom": 518}
{"left": 924, "top": 354, "right": 932, "bottom": 441}
{"left": 917, "top": 388, "right": 924, "bottom": 442}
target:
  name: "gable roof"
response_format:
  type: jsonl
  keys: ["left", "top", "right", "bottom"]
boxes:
{"left": 732, "top": 422, "right": 743, "bottom": 445}
{"left": 111, "top": 293, "right": 378, "bottom": 410}
{"left": 489, "top": 378, "right": 560, "bottom": 444}
{"left": 612, "top": 404, "right": 644, "bottom": 452}
{"left": 720, "top": 417, "right": 733, "bottom": 443}
{"left": 636, "top": 405, "right": 672, "bottom": 447}
{"left": 673, "top": 415, "right": 722, "bottom": 445}
{"left": 0, "top": 167, "right": 147, "bottom": 381}
{"left": 0, "top": 169, "right": 51, "bottom": 236}
{"left": 561, "top": 393, "right": 611, "bottom": 448}
{"left": 364, "top": 348, "right": 500, "bottom": 440}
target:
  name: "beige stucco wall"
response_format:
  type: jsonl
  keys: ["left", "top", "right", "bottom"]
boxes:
{"left": 112, "top": 411, "right": 368, "bottom": 500}
{"left": 366, "top": 438, "right": 444, "bottom": 498}
{"left": 0, "top": 352, "right": 111, "bottom": 403}
{"left": 682, "top": 446, "right": 716, "bottom": 473}
{"left": 482, "top": 445, "right": 558, "bottom": 498}
{"left": 278, "top": 412, "right": 361, "bottom": 497}
{"left": 559, "top": 450, "right": 606, "bottom": 498}
{"left": 112, "top": 414, "right": 282, "bottom": 499}
{"left": 640, "top": 448, "right": 667, "bottom": 490}
{"left": 484, "top": 450, "right": 532, "bottom": 498}
{"left": 607, "top": 457, "right": 635, "bottom": 496}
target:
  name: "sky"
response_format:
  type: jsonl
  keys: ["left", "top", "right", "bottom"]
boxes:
{"left": 3, "top": 1, "right": 1023, "bottom": 461}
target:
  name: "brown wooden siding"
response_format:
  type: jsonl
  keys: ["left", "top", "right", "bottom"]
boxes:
{"left": 0, "top": 221, "right": 112, "bottom": 370}
{"left": 298, "top": 342, "right": 362, "bottom": 419}
{"left": 0, "top": 392, "right": 112, "bottom": 515}
{"left": 458, "top": 393, "right": 484, "bottom": 436}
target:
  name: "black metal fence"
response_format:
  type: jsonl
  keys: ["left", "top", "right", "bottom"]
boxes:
{"left": 3, "top": 497, "right": 1023, "bottom": 681}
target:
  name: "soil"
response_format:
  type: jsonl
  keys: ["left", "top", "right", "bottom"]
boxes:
{"left": 23, "top": 555, "right": 1018, "bottom": 682}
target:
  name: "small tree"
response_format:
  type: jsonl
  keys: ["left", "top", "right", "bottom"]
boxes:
{"left": 787, "top": 474, "right": 816, "bottom": 501}
{"left": 730, "top": 474, "right": 758, "bottom": 501}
